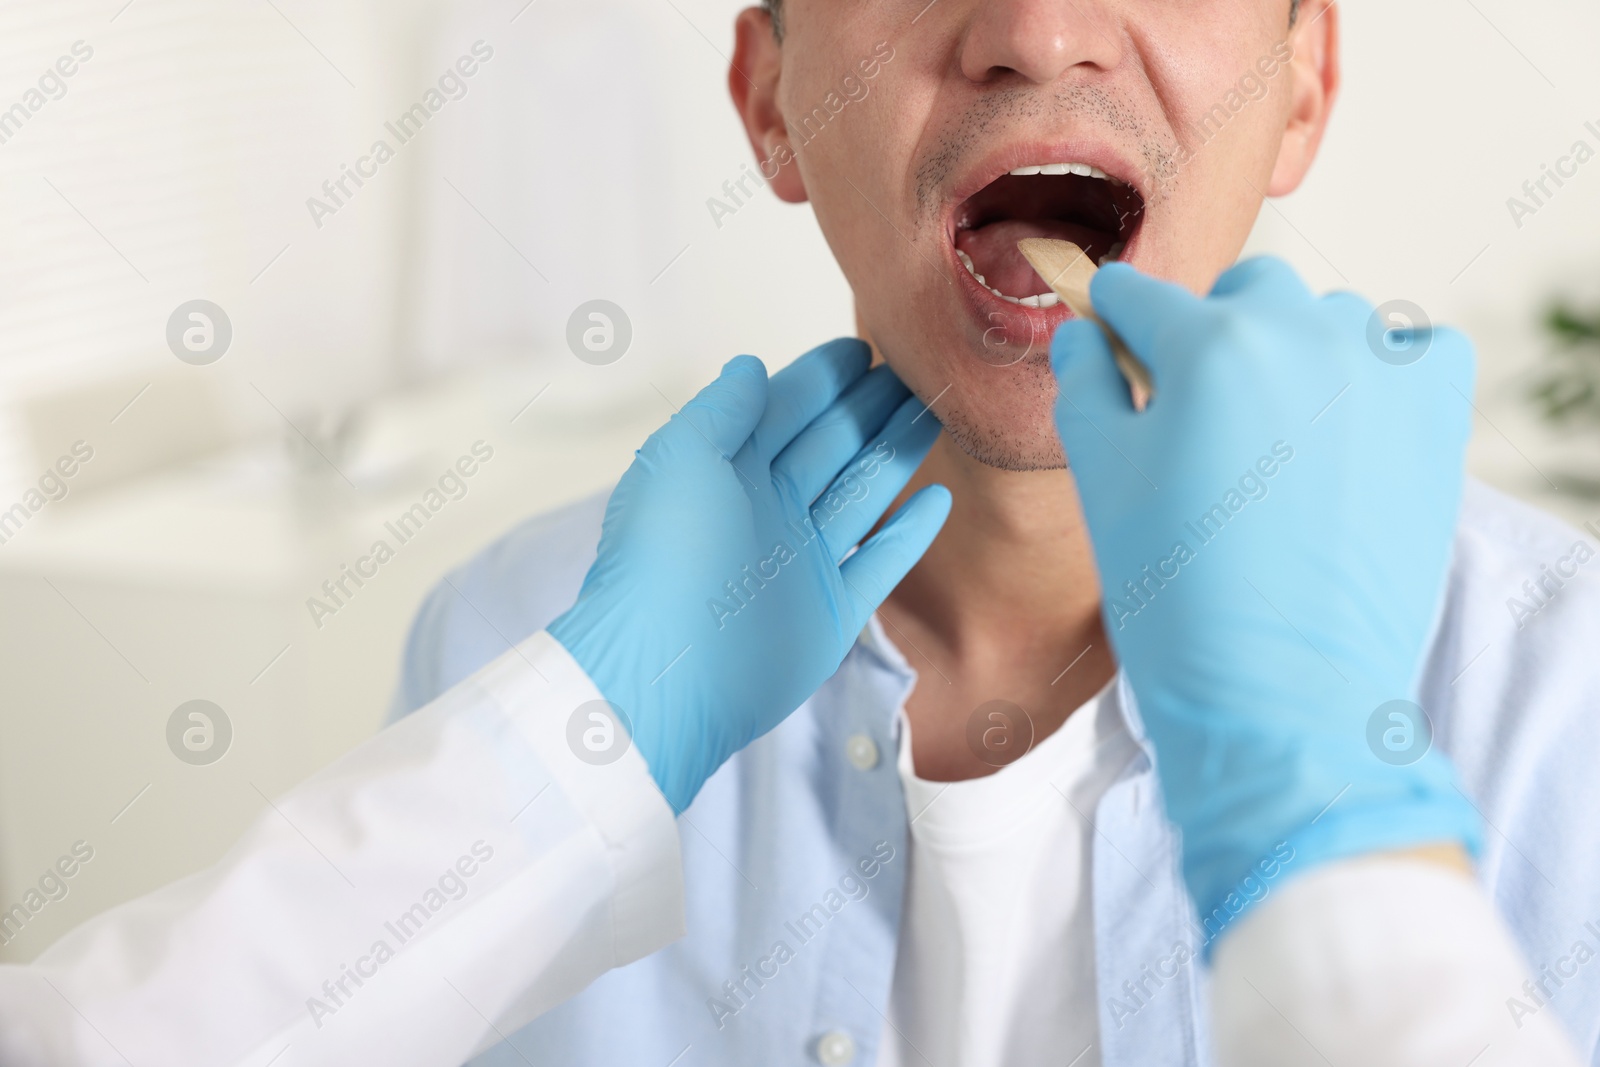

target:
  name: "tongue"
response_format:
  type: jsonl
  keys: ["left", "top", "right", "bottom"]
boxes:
{"left": 957, "top": 219, "right": 1110, "bottom": 297}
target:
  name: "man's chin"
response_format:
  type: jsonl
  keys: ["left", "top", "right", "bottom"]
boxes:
{"left": 938, "top": 401, "right": 1067, "bottom": 473}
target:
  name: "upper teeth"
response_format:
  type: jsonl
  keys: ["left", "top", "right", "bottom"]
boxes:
{"left": 1008, "top": 162, "right": 1112, "bottom": 180}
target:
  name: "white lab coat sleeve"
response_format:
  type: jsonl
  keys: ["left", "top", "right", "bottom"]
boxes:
{"left": 0, "top": 631, "right": 684, "bottom": 1067}
{"left": 1212, "top": 856, "right": 1582, "bottom": 1067}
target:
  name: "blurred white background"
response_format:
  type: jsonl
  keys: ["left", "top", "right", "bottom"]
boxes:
{"left": 0, "top": 0, "right": 1596, "bottom": 958}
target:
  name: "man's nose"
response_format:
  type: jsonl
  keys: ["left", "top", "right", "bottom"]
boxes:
{"left": 957, "top": 0, "right": 1123, "bottom": 85}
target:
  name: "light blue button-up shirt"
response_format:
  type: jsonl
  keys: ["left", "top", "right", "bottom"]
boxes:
{"left": 392, "top": 480, "right": 1600, "bottom": 1066}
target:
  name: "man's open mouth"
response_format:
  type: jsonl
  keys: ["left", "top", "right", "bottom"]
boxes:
{"left": 952, "top": 163, "right": 1145, "bottom": 307}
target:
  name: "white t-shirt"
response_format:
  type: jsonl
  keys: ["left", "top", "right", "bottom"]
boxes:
{"left": 877, "top": 679, "right": 1136, "bottom": 1067}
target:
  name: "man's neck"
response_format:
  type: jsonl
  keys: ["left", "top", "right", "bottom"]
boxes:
{"left": 879, "top": 436, "right": 1116, "bottom": 782}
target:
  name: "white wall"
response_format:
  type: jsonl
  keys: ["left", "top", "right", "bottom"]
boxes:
{"left": 396, "top": 0, "right": 854, "bottom": 403}
{"left": 0, "top": 0, "right": 852, "bottom": 492}
{"left": 0, "top": 1, "right": 427, "bottom": 479}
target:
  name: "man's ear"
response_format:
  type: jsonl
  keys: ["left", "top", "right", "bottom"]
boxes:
{"left": 1267, "top": 0, "right": 1339, "bottom": 196}
{"left": 730, "top": 7, "right": 808, "bottom": 204}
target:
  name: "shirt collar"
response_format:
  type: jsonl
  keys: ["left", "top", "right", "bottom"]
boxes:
{"left": 1113, "top": 671, "right": 1151, "bottom": 747}
{"left": 855, "top": 613, "right": 916, "bottom": 680}
{"left": 853, "top": 614, "right": 1154, "bottom": 753}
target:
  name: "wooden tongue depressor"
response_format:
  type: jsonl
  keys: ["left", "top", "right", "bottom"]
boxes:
{"left": 1016, "top": 237, "right": 1154, "bottom": 412}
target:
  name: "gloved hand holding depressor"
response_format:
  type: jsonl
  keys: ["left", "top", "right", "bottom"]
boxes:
{"left": 1049, "top": 256, "right": 1482, "bottom": 933}
{"left": 549, "top": 340, "right": 951, "bottom": 814}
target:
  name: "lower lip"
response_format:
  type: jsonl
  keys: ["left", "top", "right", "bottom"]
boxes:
{"left": 951, "top": 250, "right": 1076, "bottom": 362}
{"left": 950, "top": 265, "right": 1068, "bottom": 364}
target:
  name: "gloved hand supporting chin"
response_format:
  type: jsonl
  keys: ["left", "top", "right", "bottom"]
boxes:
{"left": 550, "top": 340, "right": 950, "bottom": 814}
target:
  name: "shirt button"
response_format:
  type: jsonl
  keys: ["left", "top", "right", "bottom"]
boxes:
{"left": 816, "top": 1030, "right": 857, "bottom": 1066}
{"left": 845, "top": 734, "right": 879, "bottom": 770}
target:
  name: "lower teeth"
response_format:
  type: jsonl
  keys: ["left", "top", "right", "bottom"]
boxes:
{"left": 957, "top": 244, "right": 1120, "bottom": 305}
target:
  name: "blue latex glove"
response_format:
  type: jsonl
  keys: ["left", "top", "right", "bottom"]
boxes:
{"left": 549, "top": 340, "right": 950, "bottom": 813}
{"left": 1050, "top": 257, "right": 1482, "bottom": 936}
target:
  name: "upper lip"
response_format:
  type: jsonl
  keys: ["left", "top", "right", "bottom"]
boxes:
{"left": 943, "top": 139, "right": 1146, "bottom": 243}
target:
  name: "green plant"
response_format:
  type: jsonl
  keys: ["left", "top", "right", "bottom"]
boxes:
{"left": 1530, "top": 301, "right": 1600, "bottom": 428}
